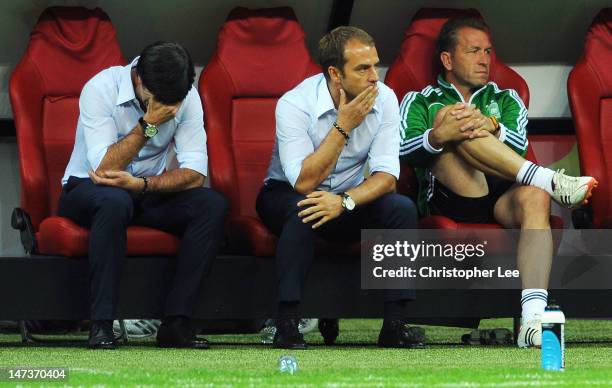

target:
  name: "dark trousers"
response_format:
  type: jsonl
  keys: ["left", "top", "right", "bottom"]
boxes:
{"left": 256, "top": 180, "right": 418, "bottom": 303}
{"left": 58, "top": 177, "right": 228, "bottom": 320}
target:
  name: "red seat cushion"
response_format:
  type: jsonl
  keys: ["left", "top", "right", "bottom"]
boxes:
{"left": 568, "top": 8, "right": 612, "bottom": 228}
{"left": 420, "top": 215, "right": 563, "bottom": 230}
{"left": 199, "top": 7, "right": 320, "bottom": 256}
{"left": 419, "top": 215, "right": 564, "bottom": 255}
{"left": 37, "top": 216, "right": 180, "bottom": 257}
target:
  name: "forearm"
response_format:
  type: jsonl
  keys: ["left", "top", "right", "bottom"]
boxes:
{"left": 96, "top": 124, "right": 146, "bottom": 174}
{"left": 346, "top": 172, "right": 396, "bottom": 207}
{"left": 147, "top": 168, "right": 206, "bottom": 193}
{"left": 294, "top": 127, "right": 346, "bottom": 194}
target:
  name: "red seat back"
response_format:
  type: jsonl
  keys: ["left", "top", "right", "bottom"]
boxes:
{"left": 568, "top": 8, "right": 612, "bottom": 227}
{"left": 9, "top": 7, "right": 125, "bottom": 230}
{"left": 199, "top": 7, "right": 319, "bottom": 219}
{"left": 385, "top": 8, "right": 533, "bottom": 200}
{"left": 385, "top": 8, "right": 530, "bottom": 106}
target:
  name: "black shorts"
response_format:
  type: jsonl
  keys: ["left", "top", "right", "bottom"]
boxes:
{"left": 428, "top": 175, "right": 514, "bottom": 224}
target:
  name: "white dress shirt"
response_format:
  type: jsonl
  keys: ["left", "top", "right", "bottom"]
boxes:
{"left": 265, "top": 73, "right": 400, "bottom": 193}
{"left": 62, "top": 57, "right": 207, "bottom": 185}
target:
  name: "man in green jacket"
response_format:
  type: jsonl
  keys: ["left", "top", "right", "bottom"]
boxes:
{"left": 399, "top": 17, "right": 597, "bottom": 348}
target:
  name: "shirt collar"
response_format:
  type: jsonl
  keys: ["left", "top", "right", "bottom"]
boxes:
{"left": 316, "top": 76, "right": 335, "bottom": 118}
{"left": 437, "top": 74, "right": 455, "bottom": 92}
{"left": 315, "top": 75, "right": 382, "bottom": 118}
{"left": 115, "top": 56, "right": 140, "bottom": 106}
{"left": 437, "top": 74, "right": 489, "bottom": 103}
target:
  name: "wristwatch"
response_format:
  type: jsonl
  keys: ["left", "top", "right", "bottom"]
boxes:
{"left": 138, "top": 117, "right": 158, "bottom": 139}
{"left": 341, "top": 192, "right": 356, "bottom": 212}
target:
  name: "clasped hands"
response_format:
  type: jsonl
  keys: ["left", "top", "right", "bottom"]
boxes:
{"left": 431, "top": 102, "right": 497, "bottom": 146}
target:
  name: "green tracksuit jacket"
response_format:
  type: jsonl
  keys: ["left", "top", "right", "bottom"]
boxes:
{"left": 399, "top": 75, "right": 529, "bottom": 216}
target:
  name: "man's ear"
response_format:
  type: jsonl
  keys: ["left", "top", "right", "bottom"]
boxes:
{"left": 328, "top": 66, "right": 342, "bottom": 84}
{"left": 135, "top": 74, "right": 143, "bottom": 88}
{"left": 440, "top": 51, "right": 453, "bottom": 72}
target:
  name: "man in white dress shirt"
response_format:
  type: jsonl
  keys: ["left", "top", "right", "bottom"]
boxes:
{"left": 257, "top": 27, "right": 422, "bottom": 349}
{"left": 60, "top": 42, "right": 227, "bottom": 349}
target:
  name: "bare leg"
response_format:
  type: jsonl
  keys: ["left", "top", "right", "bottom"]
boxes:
{"left": 431, "top": 147, "right": 489, "bottom": 197}
{"left": 431, "top": 131, "right": 527, "bottom": 197}
{"left": 455, "top": 131, "right": 526, "bottom": 180}
{"left": 493, "top": 185, "right": 552, "bottom": 289}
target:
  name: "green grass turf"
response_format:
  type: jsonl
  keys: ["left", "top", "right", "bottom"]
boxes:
{"left": 1, "top": 318, "right": 612, "bottom": 387}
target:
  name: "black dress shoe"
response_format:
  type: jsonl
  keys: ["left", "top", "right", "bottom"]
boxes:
{"left": 156, "top": 316, "right": 209, "bottom": 349}
{"left": 378, "top": 320, "right": 425, "bottom": 348}
{"left": 88, "top": 320, "right": 117, "bottom": 350}
{"left": 273, "top": 319, "right": 307, "bottom": 349}
{"left": 318, "top": 319, "right": 339, "bottom": 345}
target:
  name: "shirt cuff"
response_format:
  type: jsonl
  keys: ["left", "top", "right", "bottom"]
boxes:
{"left": 86, "top": 145, "right": 109, "bottom": 172}
{"left": 177, "top": 152, "right": 208, "bottom": 176}
{"left": 423, "top": 128, "right": 443, "bottom": 154}
{"left": 369, "top": 156, "right": 400, "bottom": 180}
{"left": 497, "top": 123, "right": 508, "bottom": 143}
{"left": 283, "top": 159, "right": 303, "bottom": 188}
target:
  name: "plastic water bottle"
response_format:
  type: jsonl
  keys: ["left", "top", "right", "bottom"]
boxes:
{"left": 541, "top": 304, "right": 565, "bottom": 371}
{"left": 278, "top": 355, "right": 298, "bottom": 375}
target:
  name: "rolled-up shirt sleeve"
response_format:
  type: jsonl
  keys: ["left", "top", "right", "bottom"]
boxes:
{"left": 276, "top": 98, "right": 315, "bottom": 187}
{"left": 173, "top": 88, "right": 208, "bottom": 176}
{"left": 368, "top": 92, "right": 401, "bottom": 179}
{"left": 79, "top": 81, "right": 118, "bottom": 171}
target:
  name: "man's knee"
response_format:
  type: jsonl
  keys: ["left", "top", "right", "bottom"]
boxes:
{"left": 93, "top": 187, "right": 134, "bottom": 221}
{"left": 514, "top": 186, "right": 551, "bottom": 221}
{"left": 189, "top": 187, "right": 229, "bottom": 222}
{"left": 279, "top": 203, "right": 318, "bottom": 240}
{"left": 456, "top": 130, "right": 496, "bottom": 149}
{"left": 376, "top": 193, "right": 418, "bottom": 228}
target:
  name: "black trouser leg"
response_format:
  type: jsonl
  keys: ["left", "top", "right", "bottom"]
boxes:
{"left": 132, "top": 187, "right": 228, "bottom": 317}
{"left": 355, "top": 192, "right": 418, "bottom": 302}
{"left": 257, "top": 181, "right": 418, "bottom": 304}
{"left": 58, "top": 178, "right": 134, "bottom": 320}
{"left": 256, "top": 181, "right": 315, "bottom": 302}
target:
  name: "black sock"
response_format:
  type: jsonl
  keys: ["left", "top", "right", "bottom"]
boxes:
{"left": 384, "top": 300, "right": 408, "bottom": 322}
{"left": 277, "top": 301, "right": 300, "bottom": 320}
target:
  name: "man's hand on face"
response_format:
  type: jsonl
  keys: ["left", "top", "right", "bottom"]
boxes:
{"left": 143, "top": 96, "right": 181, "bottom": 126}
{"left": 336, "top": 85, "right": 379, "bottom": 132}
{"left": 430, "top": 103, "right": 490, "bottom": 146}
{"left": 89, "top": 170, "right": 144, "bottom": 192}
{"left": 297, "top": 191, "right": 344, "bottom": 229}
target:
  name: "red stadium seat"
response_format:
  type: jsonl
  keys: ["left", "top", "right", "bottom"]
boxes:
{"left": 10, "top": 7, "right": 180, "bottom": 256}
{"left": 198, "top": 7, "right": 320, "bottom": 257}
{"left": 568, "top": 8, "right": 612, "bottom": 228}
{"left": 384, "top": 8, "right": 562, "bottom": 231}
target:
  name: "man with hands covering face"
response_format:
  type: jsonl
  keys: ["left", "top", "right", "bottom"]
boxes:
{"left": 59, "top": 42, "right": 227, "bottom": 350}
{"left": 256, "top": 27, "right": 422, "bottom": 350}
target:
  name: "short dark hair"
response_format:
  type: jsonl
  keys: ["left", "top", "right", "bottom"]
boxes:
{"left": 136, "top": 41, "right": 195, "bottom": 104}
{"left": 436, "top": 17, "right": 490, "bottom": 57}
{"left": 318, "top": 26, "right": 375, "bottom": 81}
